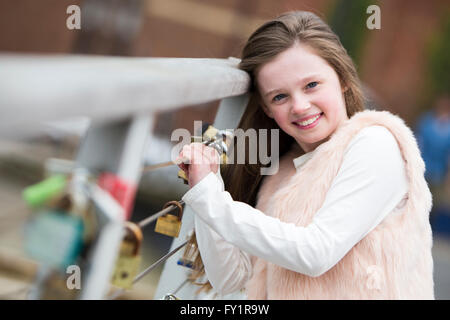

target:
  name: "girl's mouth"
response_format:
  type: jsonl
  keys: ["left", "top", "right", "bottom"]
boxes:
{"left": 293, "top": 112, "right": 324, "bottom": 129}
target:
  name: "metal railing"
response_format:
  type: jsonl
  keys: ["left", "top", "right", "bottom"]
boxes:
{"left": 0, "top": 54, "right": 249, "bottom": 137}
{"left": 0, "top": 53, "right": 250, "bottom": 299}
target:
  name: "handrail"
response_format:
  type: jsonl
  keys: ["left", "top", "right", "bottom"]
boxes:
{"left": 0, "top": 53, "right": 251, "bottom": 299}
{"left": 0, "top": 54, "right": 250, "bottom": 136}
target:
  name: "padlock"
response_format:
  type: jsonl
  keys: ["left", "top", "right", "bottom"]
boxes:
{"left": 154, "top": 201, "right": 183, "bottom": 238}
{"left": 22, "top": 174, "right": 68, "bottom": 209}
{"left": 177, "top": 258, "right": 194, "bottom": 269}
{"left": 111, "top": 221, "right": 143, "bottom": 289}
{"left": 161, "top": 293, "right": 181, "bottom": 300}
{"left": 202, "top": 125, "right": 233, "bottom": 158}
{"left": 177, "top": 169, "right": 189, "bottom": 185}
{"left": 177, "top": 238, "right": 198, "bottom": 269}
{"left": 69, "top": 170, "right": 99, "bottom": 246}
{"left": 24, "top": 209, "right": 84, "bottom": 271}
{"left": 97, "top": 172, "right": 137, "bottom": 220}
{"left": 177, "top": 125, "right": 232, "bottom": 184}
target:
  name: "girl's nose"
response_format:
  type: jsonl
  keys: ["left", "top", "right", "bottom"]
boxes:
{"left": 291, "top": 95, "right": 311, "bottom": 115}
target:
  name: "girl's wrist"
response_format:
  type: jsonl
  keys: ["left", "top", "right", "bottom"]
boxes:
{"left": 189, "top": 166, "right": 219, "bottom": 188}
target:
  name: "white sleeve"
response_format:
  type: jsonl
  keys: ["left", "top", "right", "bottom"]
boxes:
{"left": 192, "top": 170, "right": 253, "bottom": 295}
{"left": 182, "top": 126, "right": 408, "bottom": 285}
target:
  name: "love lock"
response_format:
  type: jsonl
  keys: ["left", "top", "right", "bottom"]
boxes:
{"left": 111, "top": 221, "right": 143, "bottom": 289}
{"left": 154, "top": 200, "right": 184, "bottom": 238}
{"left": 177, "top": 124, "right": 233, "bottom": 184}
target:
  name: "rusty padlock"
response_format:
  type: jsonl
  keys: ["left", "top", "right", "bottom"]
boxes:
{"left": 111, "top": 221, "right": 143, "bottom": 289}
{"left": 154, "top": 200, "right": 183, "bottom": 238}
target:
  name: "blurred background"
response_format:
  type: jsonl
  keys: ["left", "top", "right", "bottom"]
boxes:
{"left": 0, "top": 0, "right": 448, "bottom": 299}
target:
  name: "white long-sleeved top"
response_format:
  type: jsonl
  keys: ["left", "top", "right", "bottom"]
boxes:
{"left": 182, "top": 125, "right": 409, "bottom": 295}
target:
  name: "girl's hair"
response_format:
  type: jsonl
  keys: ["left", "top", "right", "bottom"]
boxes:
{"left": 183, "top": 10, "right": 366, "bottom": 293}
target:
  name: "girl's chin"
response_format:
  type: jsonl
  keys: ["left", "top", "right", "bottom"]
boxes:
{"left": 296, "top": 132, "right": 328, "bottom": 146}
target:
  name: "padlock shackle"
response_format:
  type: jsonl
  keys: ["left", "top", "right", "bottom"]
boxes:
{"left": 162, "top": 200, "right": 184, "bottom": 220}
{"left": 123, "top": 221, "right": 143, "bottom": 255}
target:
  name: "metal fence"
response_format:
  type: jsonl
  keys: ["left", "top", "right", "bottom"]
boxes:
{"left": 0, "top": 54, "right": 250, "bottom": 299}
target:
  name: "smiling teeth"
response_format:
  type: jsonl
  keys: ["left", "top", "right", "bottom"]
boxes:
{"left": 297, "top": 114, "right": 320, "bottom": 126}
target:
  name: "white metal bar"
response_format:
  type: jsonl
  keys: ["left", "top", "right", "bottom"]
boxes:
{"left": 79, "top": 184, "right": 125, "bottom": 300}
{"left": 75, "top": 115, "right": 151, "bottom": 299}
{"left": 0, "top": 54, "right": 250, "bottom": 138}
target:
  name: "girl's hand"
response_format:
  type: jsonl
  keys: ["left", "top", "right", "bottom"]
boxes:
{"left": 176, "top": 143, "right": 220, "bottom": 188}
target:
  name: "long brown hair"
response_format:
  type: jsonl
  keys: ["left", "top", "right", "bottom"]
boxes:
{"left": 183, "top": 10, "right": 366, "bottom": 293}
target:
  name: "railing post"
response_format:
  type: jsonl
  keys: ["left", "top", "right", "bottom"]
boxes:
{"left": 76, "top": 115, "right": 152, "bottom": 299}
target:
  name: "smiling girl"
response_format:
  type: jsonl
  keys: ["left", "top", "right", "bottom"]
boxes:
{"left": 177, "top": 11, "right": 434, "bottom": 299}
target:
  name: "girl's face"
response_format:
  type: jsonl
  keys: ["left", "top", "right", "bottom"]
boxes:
{"left": 256, "top": 43, "right": 349, "bottom": 153}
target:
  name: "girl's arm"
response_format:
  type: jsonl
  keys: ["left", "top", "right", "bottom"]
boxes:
{"left": 193, "top": 169, "right": 253, "bottom": 295}
{"left": 182, "top": 126, "right": 409, "bottom": 291}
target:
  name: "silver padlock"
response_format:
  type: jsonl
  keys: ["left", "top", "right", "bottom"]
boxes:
{"left": 161, "top": 293, "right": 181, "bottom": 300}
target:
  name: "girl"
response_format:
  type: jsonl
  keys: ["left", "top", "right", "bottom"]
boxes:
{"left": 176, "top": 11, "right": 434, "bottom": 299}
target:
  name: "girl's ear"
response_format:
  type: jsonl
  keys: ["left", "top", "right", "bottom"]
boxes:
{"left": 341, "top": 81, "right": 349, "bottom": 93}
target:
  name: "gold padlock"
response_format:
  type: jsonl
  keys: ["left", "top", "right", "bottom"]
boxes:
{"left": 155, "top": 201, "right": 183, "bottom": 237}
{"left": 177, "top": 125, "right": 232, "bottom": 184}
{"left": 177, "top": 169, "right": 189, "bottom": 185}
{"left": 111, "top": 222, "right": 143, "bottom": 289}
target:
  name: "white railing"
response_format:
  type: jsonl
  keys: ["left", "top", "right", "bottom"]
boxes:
{"left": 0, "top": 54, "right": 249, "bottom": 137}
{"left": 0, "top": 53, "right": 251, "bottom": 299}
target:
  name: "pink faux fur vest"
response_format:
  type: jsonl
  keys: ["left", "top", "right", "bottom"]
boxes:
{"left": 246, "top": 110, "right": 434, "bottom": 299}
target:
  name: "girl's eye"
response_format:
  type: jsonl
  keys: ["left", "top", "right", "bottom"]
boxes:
{"left": 306, "top": 81, "right": 318, "bottom": 89}
{"left": 272, "top": 94, "right": 287, "bottom": 102}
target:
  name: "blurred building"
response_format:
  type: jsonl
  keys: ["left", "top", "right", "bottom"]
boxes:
{"left": 0, "top": 0, "right": 449, "bottom": 299}
{"left": 0, "top": 0, "right": 448, "bottom": 130}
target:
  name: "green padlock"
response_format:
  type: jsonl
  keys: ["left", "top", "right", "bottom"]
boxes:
{"left": 22, "top": 174, "right": 67, "bottom": 209}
